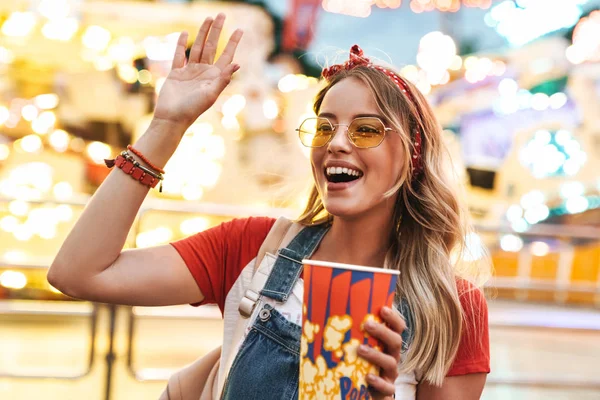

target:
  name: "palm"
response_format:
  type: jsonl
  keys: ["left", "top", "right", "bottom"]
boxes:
{"left": 155, "top": 65, "right": 222, "bottom": 124}
{"left": 153, "top": 14, "right": 243, "bottom": 128}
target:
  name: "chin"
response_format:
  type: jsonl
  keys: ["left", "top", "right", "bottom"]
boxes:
{"left": 322, "top": 199, "right": 367, "bottom": 219}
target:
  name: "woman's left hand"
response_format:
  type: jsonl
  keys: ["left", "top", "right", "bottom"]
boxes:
{"left": 358, "top": 306, "right": 406, "bottom": 399}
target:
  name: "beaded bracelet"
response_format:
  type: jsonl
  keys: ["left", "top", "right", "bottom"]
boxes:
{"left": 127, "top": 145, "right": 165, "bottom": 174}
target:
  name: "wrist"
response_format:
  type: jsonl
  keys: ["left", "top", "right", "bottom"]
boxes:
{"left": 149, "top": 116, "right": 190, "bottom": 138}
{"left": 131, "top": 118, "right": 188, "bottom": 169}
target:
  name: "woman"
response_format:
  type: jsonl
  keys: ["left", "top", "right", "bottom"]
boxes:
{"left": 48, "top": 13, "right": 490, "bottom": 399}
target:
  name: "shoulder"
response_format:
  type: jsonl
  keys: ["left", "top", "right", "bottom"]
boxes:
{"left": 227, "top": 216, "right": 277, "bottom": 236}
{"left": 221, "top": 216, "right": 277, "bottom": 249}
{"left": 175, "top": 216, "right": 276, "bottom": 247}
{"left": 170, "top": 216, "right": 277, "bottom": 310}
{"left": 169, "top": 216, "right": 277, "bottom": 278}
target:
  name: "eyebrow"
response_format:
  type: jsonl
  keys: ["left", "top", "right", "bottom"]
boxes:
{"left": 317, "top": 112, "right": 386, "bottom": 120}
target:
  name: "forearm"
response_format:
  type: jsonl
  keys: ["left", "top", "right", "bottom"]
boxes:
{"left": 48, "top": 119, "right": 186, "bottom": 288}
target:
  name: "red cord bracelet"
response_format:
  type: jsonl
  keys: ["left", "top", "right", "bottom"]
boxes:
{"left": 127, "top": 145, "right": 165, "bottom": 174}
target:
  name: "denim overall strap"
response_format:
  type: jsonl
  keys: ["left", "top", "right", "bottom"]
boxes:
{"left": 221, "top": 223, "right": 329, "bottom": 400}
{"left": 260, "top": 224, "right": 329, "bottom": 302}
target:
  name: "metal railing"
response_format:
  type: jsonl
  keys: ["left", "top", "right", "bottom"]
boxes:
{"left": 0, "top": 299, "right": 98, "bottom": 380}
{"left": 477, "top": 222, "right": 600, "bottom": 389}
{"left": 486, "top": 301, "right": 600, "bottom": 390}
{"left": 125, "top": 304, "right": 222, "bottom": 382}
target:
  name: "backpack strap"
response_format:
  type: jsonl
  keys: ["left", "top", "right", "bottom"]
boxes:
{"left": 255, "top": 217, "right": 295, "bottom": 274}
{"left": 238, "top": 216, "right": 302, "bottom": 318}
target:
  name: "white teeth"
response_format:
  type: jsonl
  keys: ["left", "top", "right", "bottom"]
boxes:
{"left": 326, "top": 166, "right": 362, "bottom": 177}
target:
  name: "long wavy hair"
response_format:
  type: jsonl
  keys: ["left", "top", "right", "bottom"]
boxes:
{"left": 297, "top": 65, "right": 491, "bottom": 385}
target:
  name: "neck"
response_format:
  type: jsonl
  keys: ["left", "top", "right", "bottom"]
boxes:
{"left": 314, "top": 199, "right": 397, "bottom": 268}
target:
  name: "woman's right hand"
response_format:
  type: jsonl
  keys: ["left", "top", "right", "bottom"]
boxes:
{"left": 153, "top": 13, "right": 243, "bottom": 129}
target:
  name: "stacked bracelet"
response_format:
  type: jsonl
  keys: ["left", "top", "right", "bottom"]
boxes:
{"left": 127, "top": 145, "right": 165, "bottom": 174}
{"left": 104, "top": 150, "right": 164, "bottom": 191}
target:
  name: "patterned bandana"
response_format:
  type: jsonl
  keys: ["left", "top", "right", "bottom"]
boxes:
{"left": 322, "top": 45, "right": 423, "bottom": 178}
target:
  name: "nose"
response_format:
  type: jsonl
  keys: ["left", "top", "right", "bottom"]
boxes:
{"left": 327, "top": 125, "right": 353, "bottom": 154}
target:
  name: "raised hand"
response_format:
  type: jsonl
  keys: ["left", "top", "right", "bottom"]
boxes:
{"left": 153, "top": 13, "right": 243, "bottom": 128}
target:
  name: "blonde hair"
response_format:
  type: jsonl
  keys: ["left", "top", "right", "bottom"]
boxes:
{"left": 297, "top": 66, "right": 491, "bottom": 385}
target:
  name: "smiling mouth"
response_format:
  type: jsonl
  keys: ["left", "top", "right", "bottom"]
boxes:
{"left": 325, "top": 166, "right": 363, "bottom": 184}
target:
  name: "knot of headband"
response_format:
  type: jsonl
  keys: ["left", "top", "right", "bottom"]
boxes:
{"left": 322, "top": 45, "right": 423, "bottom": 178}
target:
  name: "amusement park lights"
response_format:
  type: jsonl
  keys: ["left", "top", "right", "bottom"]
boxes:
{"left": 322, "top": 0, "right": 492, "bottom": 17}
{"left": 408, "top": 0, "right": 492, "bottom": 13}
{"left": 566, "top": 10, "right": 600, "bottom": 64}
{"left": 520, "top": 129, "right": 587, "bottom": 179}
{"left": 486, "top": 0, "right": 589, "bottom": 46}
{"left": 417, "top": 31, "right": 457, "bottom": 83}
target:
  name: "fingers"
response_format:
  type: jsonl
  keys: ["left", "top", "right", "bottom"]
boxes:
{"left": 210, "top": 63, "right": 241, "bottom": 94}
{"left": 200, "top": 12, "right": 225, "bottom": 64}
{"left": 358, "top": 341, "right": 397, "bottom": 398}
{"left": 381, "top": 306, "right": 406, "bottom": 341}
{"left": 214, "top": 29, "right": 243, "bottom": 70}
{"left": 171, "top": 31, "right": 189, "bottom": 70}
{"left": 358, "top": 344, "right": 397, "bottom": 377}
{"left": 188, "top": 17, "right": 214, "bottom": 64}
{"left": 364, "top": 313, "right": 405, "bottom": 358}
{"left": 366, "top": 373, "right": 396, "bottom": 398}
{"left": 359, "top": 307, "right": 405, "bottom": 399}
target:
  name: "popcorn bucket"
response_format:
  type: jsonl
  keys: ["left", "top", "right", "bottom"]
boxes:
{"left": 300, "top": 259, "right": 400, "bottom": 400}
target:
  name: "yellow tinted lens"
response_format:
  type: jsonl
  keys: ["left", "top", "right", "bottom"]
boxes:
{"left": 349, "top": 118, "right": 385, "bottom": 147}
{"left": 299, "top": 118, "right": 333, "bottom": 147}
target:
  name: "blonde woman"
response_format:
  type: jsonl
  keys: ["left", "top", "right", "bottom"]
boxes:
{"left": 49, "top": 14, "right": 490, "bottom": 400}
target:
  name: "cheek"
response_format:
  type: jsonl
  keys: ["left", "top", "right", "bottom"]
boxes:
{"left": 392, "top": 151, "right": 406, "bottom": 179}
{"left": 386, "top": 136, "right": 407, "bottom": 181}
{"left": 310, "top": 149, "right": 325, "bottom": 177}
{"left": 366, "top": 145, "right": 405, "bottom": 189}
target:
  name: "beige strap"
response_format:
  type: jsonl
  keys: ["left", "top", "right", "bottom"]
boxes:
{"left": 255, "top": 216, "right": 295, "bottom": 274}
{"left": 238, "top": 216, "right": 299, "bottom": 318}
{"left": 162, "top": 346, "right": 221, "bottom": 400}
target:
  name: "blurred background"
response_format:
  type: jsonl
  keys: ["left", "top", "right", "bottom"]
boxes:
{"left": 0, "top": 0, "right": 599, "bottom": 399}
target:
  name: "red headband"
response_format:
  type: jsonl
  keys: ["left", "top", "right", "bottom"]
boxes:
{"left": 322, "top": 45, "right": 423, "bottom": 178}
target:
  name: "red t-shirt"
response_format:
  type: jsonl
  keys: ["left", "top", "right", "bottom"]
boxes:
{"left": 170, "top": 217, "right": 490, "bottom": 377}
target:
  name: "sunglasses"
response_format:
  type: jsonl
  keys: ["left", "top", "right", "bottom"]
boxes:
{"left": 296, "top": 117, "right": 392, "bottom": 149}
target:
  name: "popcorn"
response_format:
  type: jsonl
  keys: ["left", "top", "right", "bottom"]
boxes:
{"left": 303, "top": 319, "right": 320, "bottom": 343}
{"left": 300, "top": 315, "right": 380, "bottom": 399}
{"left": 323, "top": 315, "right": 352, "bottom": 352}
{"left": 361, "top": 314, "right": 382, "bottom": 334}
{"left": 300, "top": 336, "right": 309, "bottom": 357}
{"left": 342, "top": 339, "right": 360, "bottom": 364}
{"left": 301, "top": 357, "right": 319, "bottom": 384}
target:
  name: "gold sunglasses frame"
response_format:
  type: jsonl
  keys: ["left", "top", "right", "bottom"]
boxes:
{"left": 296, "top": 117, "right": 393, "bottom": 149}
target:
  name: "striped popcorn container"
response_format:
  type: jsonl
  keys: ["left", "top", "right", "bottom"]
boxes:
{"left": 300, "top": 259, "right": 400, "bottom": 400}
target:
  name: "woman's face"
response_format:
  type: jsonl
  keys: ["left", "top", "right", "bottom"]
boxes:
{"left": 310, "top": 77, "right": 406, "bottom": 219}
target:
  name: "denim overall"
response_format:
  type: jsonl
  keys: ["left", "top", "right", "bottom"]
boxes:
{"left": 221, "top": 224, "right": 413, "bottom": 400}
